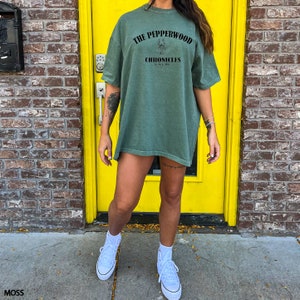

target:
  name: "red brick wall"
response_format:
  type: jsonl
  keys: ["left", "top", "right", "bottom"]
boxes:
{"left": 0, "top": 1, "right": 299, "bottom": 234}
{"left": 239, "top": 0, "right": 299, "bottom": 234}
{"left": 0, "top": 0, "right": 84, "bottom": 230}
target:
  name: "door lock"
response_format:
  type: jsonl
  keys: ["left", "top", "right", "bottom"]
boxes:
{"left": 95, "top": 54, "right": 106, "bottom": 73}
{"left": 96, "top": 82, "right": 106, "bottom": 125}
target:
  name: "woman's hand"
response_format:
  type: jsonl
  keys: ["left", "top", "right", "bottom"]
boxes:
{"left": 207, "top": 127, "right": 220, "bottom": 164}
{"left": 98, "top": 133, "right": 113, "bottom": 166}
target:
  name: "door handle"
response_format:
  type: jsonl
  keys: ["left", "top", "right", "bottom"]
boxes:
{"left": 96, "top": 82, "right": 106, "bottom": 125}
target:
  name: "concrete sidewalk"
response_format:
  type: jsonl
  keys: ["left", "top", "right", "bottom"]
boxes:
{"left": 0, "top": 232, "right": 299, "bottom": 300}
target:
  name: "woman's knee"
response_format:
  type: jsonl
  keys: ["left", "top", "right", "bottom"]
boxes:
{"left": 160, "top": 184, "right": 182, "bottom": 205}
{"left": 110, "top": 197, "right": 136, "bottom": 215}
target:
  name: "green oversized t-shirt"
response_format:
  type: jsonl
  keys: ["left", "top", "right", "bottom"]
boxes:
{"left": 102, "top": 5, "right": 220, "bottom": 166}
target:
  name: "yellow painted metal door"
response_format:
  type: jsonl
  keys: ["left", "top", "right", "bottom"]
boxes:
{"left": 92, "top": 0, "right": 232, "bottom": 214}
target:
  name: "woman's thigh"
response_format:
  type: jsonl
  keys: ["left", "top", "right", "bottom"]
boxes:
{"left": 114, "top": 153, "right": 154, "bottom": 209}
{"left": 159, "top": 157, "right": 186, "bottom": 200}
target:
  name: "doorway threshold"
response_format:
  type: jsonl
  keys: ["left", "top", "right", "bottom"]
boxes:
{"left": 92, "top": 213, "right": 237, "bottom": 234}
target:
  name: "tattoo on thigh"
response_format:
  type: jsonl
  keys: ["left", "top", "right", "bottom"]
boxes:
{"left": 161, "top": 162, "right": 185, "bottom": 169}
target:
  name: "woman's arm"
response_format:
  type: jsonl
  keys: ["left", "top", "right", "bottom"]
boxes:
{"left": 194, "top": 87, "right": 220, "bottom": 164}
{"left": 98, "top": 83, "right": 121, "bottom": 166}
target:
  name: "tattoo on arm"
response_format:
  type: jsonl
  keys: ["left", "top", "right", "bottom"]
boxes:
{"left": 107, "top": 92, "right": 120, "bottom": 115}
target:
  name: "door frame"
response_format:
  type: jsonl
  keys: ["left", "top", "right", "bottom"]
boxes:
{"left": 79, "top": 0, "right": 247, "bottom": 226}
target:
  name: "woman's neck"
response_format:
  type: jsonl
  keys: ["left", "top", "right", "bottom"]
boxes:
{"left": 150, "top": 0, "right": 174, "bottom": 9}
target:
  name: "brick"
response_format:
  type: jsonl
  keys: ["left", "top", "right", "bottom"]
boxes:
{"left": 247, "top": 65, "right": 279, "bottom": 76}
{"left": 50, "top": 130, "right": 81, "bottom": 139}
{"left": 255, "top": 182, "right": 286, "bottom": 192}
{"left": 244, "top": 130, "right": 275, "bottom": 140}
{"left": 49, "top": 88, "right": 79, "bottom": 97}
{"left": 0, "top": 99, "right": 30, "bottom": 109}
{"left": 286, "top": 222, "right": 300, "bottom": 233}
{"left": 247, "top": 32, "right": 263, "bottom": 42}
{"left": 52, "top": 150, "right": 81, "bottom": 159}
{"left": 7, "top": 139, "right": 32, "bottom": 150}
{"left": 286, "top": 202, "right": 300, "bottom": 211}
{"left": 270, "top": 213, "right": 300, "bottom": 222}
{"left": 34, "top": 140, "right": 64, "bottom": 148}
{"left": 290, "top": 162, "right": 300, "bottom": 172}
{"left": 22, "top": 190, "right": 50, "bottom": 199}
{"left": 33, "top": 119, "right": 65, "bottom": 128}
{"left": 284, "top": 20, "right": 300, "bottom": 30}
{"left": 5, "top": 160, "right": 35, "bottom": 169}
{"left": 249, "top": 0, "right": 284, "bottom": 6}
{"left": 249, "top": 20, "right": 283, "bottom": 30}
{"left": 37, "top": 161, "right": 65, "bottom": 169}
{"left": 28, "top": 9, "right": 61, "bottom": 19}
{"left": 1, "top": 119, "right": 32, "bottom": 128}
{"left": 247, "top": 54, "right": 262, "bottom": 64}
{"left": 0, "top": 88, "right": 14, "bottom": 97}
{"left": 246, "top": 87, "right": 277, "bottom": 97}
{"left": 0, "top": 130, "right": 16, "bottom": 139}
{"left": 274, "top": 152, "right": 291, "bottom": 161}
{"left": 258, "top": 141, "right": 289, "bottom": 151}
{"left": 47, "top": 43, "right": 78, "bottom": 53}
{"left": 255, "top": 201, "right": 285, "bottom": 212}
{"left": 273, "top": 172, "right": 299, "bottom": 181}
{"left": 46, "top": 21, "right": 77, "bottom": 31}
{"left": 18, "top": 130, "right": 49, "bottom": 139}
{"left": 249, "top": 8, "right": 266, "bottom": 19}
{"left": 273, "top": 193, "right": 299, "bottom": 202}
{"left": 263, "top": 54, "right": 295, "bottom": 64}
{"left": 1, "top": 170, "right": 19, "bottom": 179}
{"left": 254, "top": 222, "right": 286, "bottom": 233}
{"left": 23, "top": 20, "right": 44, "bottom": 31}
{"left": 241, "top": 172, "right": 271, "bottom": 181}
{"left": 0, "top": 191, "right": 20, "bottom": 201}
{"left": 61, "top": 9, "right": 78, "bottom": 20}
{"left": 267, "top": 7, "right": 300, "bottom": 18}
{"left": 24, "top": 66, "right": 46, "bottom": 76}
{"left": 261, "top": 76, "right": 293, "bottom": 87}
{"left": 243, "top": 151, "right": 273, "bottom": 160}
{"left": 53, "top": 190, "right": 82, "bottom": 199}
{"left": 257, "top": 161, "right": 288, "bottom": 171}
{"left": 0, "top": 151, "right": 18, "bottom": 159}
{"left": 240, "top": 191, "right": 269, "bottom": 202}
{"left": 62, "top": 32, "right": 79, "bottom": 42}
{"left": 45, "top": 0, "right": 77, "bottom": 8}
{"left": 15, "top": 88, "right": 47, "bottom": 97}
{"left": 31, "top": 55, "right": 63, "bottom": 65}
{"left": 69, "top": 180, "right": 83, "bottom": 189}
{"left": 7, "top": 180, "right": 36, "bottom": 189}
{"left": 64, "top": 54, "right": 80, "bottom": 64}
{"left": 48, "top": 66, "right": 79, "bottom": 76}
{"left": 65, "top": 78, "right": 80, "bottom": 87}
{"left": 288, "top": 183, "right": 300, "bottom": 193}
{"left": 38, "top": 181, "right": 67, "bottom": 189}
{"left": 248, "top": 42, "right": 280, "bottom": 53}
{"left": 13, "top": 0, "right": 44, "bottom": 8}
{"left": 21, "top": 170, "right": 49, "bottom": 179}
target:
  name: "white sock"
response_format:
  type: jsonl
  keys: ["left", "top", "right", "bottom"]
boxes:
{"left": 158, "top": 242, "right": 173, "bottom": 262}
{"left": 106, "top": 231, "right": 121, "bottom": 248}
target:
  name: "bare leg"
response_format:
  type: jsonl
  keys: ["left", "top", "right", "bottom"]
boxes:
{"left": 108, "top": 153, "right": 154, "bottom": 235}
{"left": 159, "top": 157, "right": 186, "bottom": 246}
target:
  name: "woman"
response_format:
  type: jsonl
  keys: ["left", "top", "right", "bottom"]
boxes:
{"left": 97, "top": 0, "right": 220, "bottom": 299}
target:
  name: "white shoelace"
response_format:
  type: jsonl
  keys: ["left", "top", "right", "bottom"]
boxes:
{"left": 158, "top": 260, "right": 180, "bottom": 284}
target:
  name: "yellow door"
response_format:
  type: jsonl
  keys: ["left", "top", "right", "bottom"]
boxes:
{"left": 92, "top": 1, "right": 233, "bottom": 215}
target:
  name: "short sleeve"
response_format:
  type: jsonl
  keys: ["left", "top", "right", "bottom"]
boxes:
{"left": 102, "top": 21, "right": 123, "bottom": 87}
{"left": 192, "top": 36, "right": 220, "bottom": 90}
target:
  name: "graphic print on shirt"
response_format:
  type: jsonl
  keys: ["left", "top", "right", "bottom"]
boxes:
{"left": 133, "top": 29, "right": 193, "bottom": 66}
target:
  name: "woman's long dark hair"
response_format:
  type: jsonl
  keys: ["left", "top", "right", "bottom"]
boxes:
{"left": 148, "top": 0, "right": 214, "bottom": 53}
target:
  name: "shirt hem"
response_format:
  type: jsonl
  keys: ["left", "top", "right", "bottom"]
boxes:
{"left": 114, "top": 148, "right": 191, "bottom": 167}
